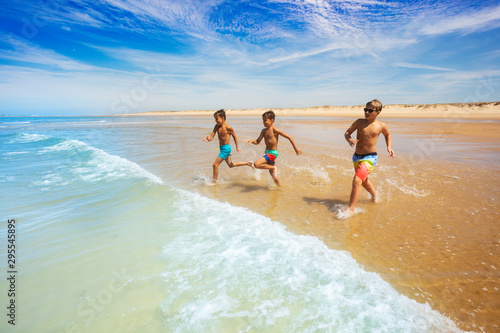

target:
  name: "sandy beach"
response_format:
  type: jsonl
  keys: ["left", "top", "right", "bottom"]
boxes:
{"left": 117, "top": 101, "right": 500, "bottom": 120}
{"left": 3, "top": 110, "right": 498, "bottom": 331}
{"left": 114, "top": 102, "right": 500, "bottom": 332}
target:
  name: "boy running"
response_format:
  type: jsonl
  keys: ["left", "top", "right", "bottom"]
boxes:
{"left": 204, "top": 109, "right": 253, "bottom": 184}
{"left": 246, "top": 110, "right": 302, "bottom": 187}
{"left": 344, "top": 99, "right": 395, "bottom": 216}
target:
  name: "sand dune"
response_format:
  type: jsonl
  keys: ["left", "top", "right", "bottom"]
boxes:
{"left": 117, "top": 101, "right": 500, "bottom": 119}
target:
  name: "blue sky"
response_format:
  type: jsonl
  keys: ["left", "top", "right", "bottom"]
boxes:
{"left": 1, "top": 0, "right": 500, "bottom": 115}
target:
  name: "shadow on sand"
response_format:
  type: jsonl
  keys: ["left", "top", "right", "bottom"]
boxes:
{"left": 302, "top": 196, "right": 348, "bottom": 213}
{"left": 227, "top": 182, "right": 279, "bottom": 193}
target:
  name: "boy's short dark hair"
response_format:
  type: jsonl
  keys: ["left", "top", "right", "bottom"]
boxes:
{"left": 367, "top": 99, "right": 383, "bottom": 112}
{"left": 262, "top": 110, "right": 275, "bottom": 121}
{"left": 214, "top": 109, "right": 226, "bottom": 120}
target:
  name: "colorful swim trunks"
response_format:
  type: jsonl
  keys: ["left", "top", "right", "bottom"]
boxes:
{"left": 263, "top": 149, "right": 279, "bottom": 165}
{"left": 352, "top": 152, "right": 378, "bottom": 182}
{"left": 218, "top": 144, "right": 231, "bottom": 159}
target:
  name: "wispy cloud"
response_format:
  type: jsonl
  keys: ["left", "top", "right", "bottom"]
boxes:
{"left": 1, "top": 0, "right": 499, "bottom": 115}
{"left": 422, "top": 69, "right": 500, "bottom": 82}
{"left": 418, "top": 3, "right": 500, "bottom": 35}
{"left": 0, "top": 35, "right": 98, "bottom": 71}
{"left": 394, "top": 62, "right": 453, "bottom": 71}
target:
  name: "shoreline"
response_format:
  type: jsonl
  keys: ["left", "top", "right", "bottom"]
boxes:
{"left": 115, "top": 101, "right": 500, "bottom": 120}
{"left": 163, "top": 116, "right": 499, "bottom": 332}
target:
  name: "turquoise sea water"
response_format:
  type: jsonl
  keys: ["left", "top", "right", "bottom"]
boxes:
{"left": 0, "top": 117, "right": 464, "bottom": 332}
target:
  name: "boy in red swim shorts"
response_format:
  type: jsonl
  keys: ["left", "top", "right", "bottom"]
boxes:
{"left": 344, "top": 99, "right": 395, "bottom": 216}
{"left": 246, "top": 111, "right": 302, "bottom": 187}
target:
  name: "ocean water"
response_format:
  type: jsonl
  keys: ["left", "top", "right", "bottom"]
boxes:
{"left": 0, "top": 117, "right": 466, "bottom": 332}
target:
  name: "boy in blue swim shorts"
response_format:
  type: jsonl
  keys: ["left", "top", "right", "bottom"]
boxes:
{"left": 203, "top": 109, "right": 254, "bottom": 184}
{"left": 344, "top": 99, "right": 395, "bottom": 216}
{"left": 246, "top": 111, "right": 302, "bottom": 187}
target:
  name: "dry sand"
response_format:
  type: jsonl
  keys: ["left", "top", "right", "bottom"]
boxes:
{"left": 117, "top": 101, "right": 500, "bottom": 120}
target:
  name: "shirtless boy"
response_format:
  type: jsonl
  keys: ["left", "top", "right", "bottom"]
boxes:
{"left": 203, "top": 109, "right": 253, "bottom": 184}
{"left": 246, "top": 110, "right": 302, "bottom": 187}
{"left": 344, "top": 99, "right": 395, "bottom": 215}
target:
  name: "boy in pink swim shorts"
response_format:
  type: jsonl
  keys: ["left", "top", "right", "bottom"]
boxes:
{"left": 344, "top": 99, "right": 395, "bottom": 216}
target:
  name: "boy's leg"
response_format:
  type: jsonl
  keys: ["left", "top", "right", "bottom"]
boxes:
{"left": 348, "top": 175, "right": 363, "bottom": 213}
{"left": 212, "top": 157, "right": 224, "bottom": 183}
{"left": 254, "top": 157, "right": 274, "bottom": 170}
{"left": 254, "top": 157, "right": 281, "bottom": 186}
{"left": 269, "top": 168, "right": 281, "bottom": 186}
{"left": 349, "top": 162, "right": 377, "bottom": 212}
{"left": 225, "top": 156, "right": 254, "bottom": 168}
{"left": 362, "top": 177, "right": 378, "bottom": 202}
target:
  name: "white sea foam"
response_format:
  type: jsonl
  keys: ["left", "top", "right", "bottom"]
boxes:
{"left": 2, "top": 121, "right": 30, "bottom": 125}
{"left": 159, "top": 190, "right": 465, "bottom": 332}
{"left": 335, "top": 205, "right": 365, "bottom": 219}
{"left": 3, "top": 151, "right": 28, "bottom": 156}
{"left": 386, "top": 178, "right": 430, "bottom": 197}
{"left": 31, "top": 173, "right": 69, "bottom": 187}
{"left": 289, "top": 165, "right": 331, "bottom": 185}
{"left": 37, "top": 138, "right": 163, "bottom": 186}
{"left": 9, "top": 133, "right": 50, "bottom": 144}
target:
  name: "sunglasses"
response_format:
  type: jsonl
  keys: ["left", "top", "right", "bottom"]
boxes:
{"left": 364, "top": 108, "right": 377, "bottom": 113}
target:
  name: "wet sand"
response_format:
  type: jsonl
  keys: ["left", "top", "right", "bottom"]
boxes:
{"left": 190, "top": 116, "right": 499, "bottom": 332}
{"left": 119, "top": 111, "right": 500, "bottom": 332}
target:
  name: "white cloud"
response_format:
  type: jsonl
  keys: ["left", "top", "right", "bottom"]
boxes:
{"left": 0, "top": 35, "right": 98, "bottom": 71}
{"left": 100, "top": 0, "right": 221, "bottom": 41}
{"left": 2, "top": 0, "right": 500, "bottom": 115}
{"left": 418, "top": 4, "right": 500, "bottom": 36}
{"left": 422, "top": 69, "right": 500, "bottom": 82}
{"left": 394, "top": 62, "right": 453, "bottom": 71}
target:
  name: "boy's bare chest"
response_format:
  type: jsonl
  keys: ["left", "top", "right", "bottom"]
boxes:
{"left": 358, "top": 123, "right": 381, "bottom": 139}
{"left": 264, "top": 129, "right": 277, "bottom": 142}
{"left": 217, "top": 126, "right": 229, "bottom": 137}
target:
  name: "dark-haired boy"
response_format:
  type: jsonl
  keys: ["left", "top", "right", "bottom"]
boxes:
{"left": 204, "top": 109, "right": 253, "bottom": 184}
{"left": 246, "top": 110, "right": 302, "bottom": 187}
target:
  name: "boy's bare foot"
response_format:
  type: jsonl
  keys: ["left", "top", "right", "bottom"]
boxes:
{"left": 206, "top": 180, "right": 217, "bottom": 186}
{"left": 371, "top": 191, "right": 379, "bottom": 203}
{"left": 249, "top": 162, "right": 255, "bottom": 169}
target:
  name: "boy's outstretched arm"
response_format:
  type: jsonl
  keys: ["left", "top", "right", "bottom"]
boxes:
{"left": 381, "top": 124, "right": 395, "bottom": 158}
{"left": 275, "top": 128, "right": 303, "bottom": 155}
{"left": 345, "top": 120, "right": 360, "bottom": 147}
{"left": 245, "top": 129, "right": 265, "bottom": 145}
{"left": 203, "top": 125, "right": 218, "bottom": 142}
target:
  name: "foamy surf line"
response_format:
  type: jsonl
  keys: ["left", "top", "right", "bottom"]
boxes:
{"left": 161, "top": 190, "right": 465, "bottom": 332}
{"left": 33, "top": 136, "right": 164, "bottom": 185}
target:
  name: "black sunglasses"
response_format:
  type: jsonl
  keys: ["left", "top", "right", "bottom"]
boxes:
{"left": 364, "top": 108, "right": 377, "bottom": 113}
